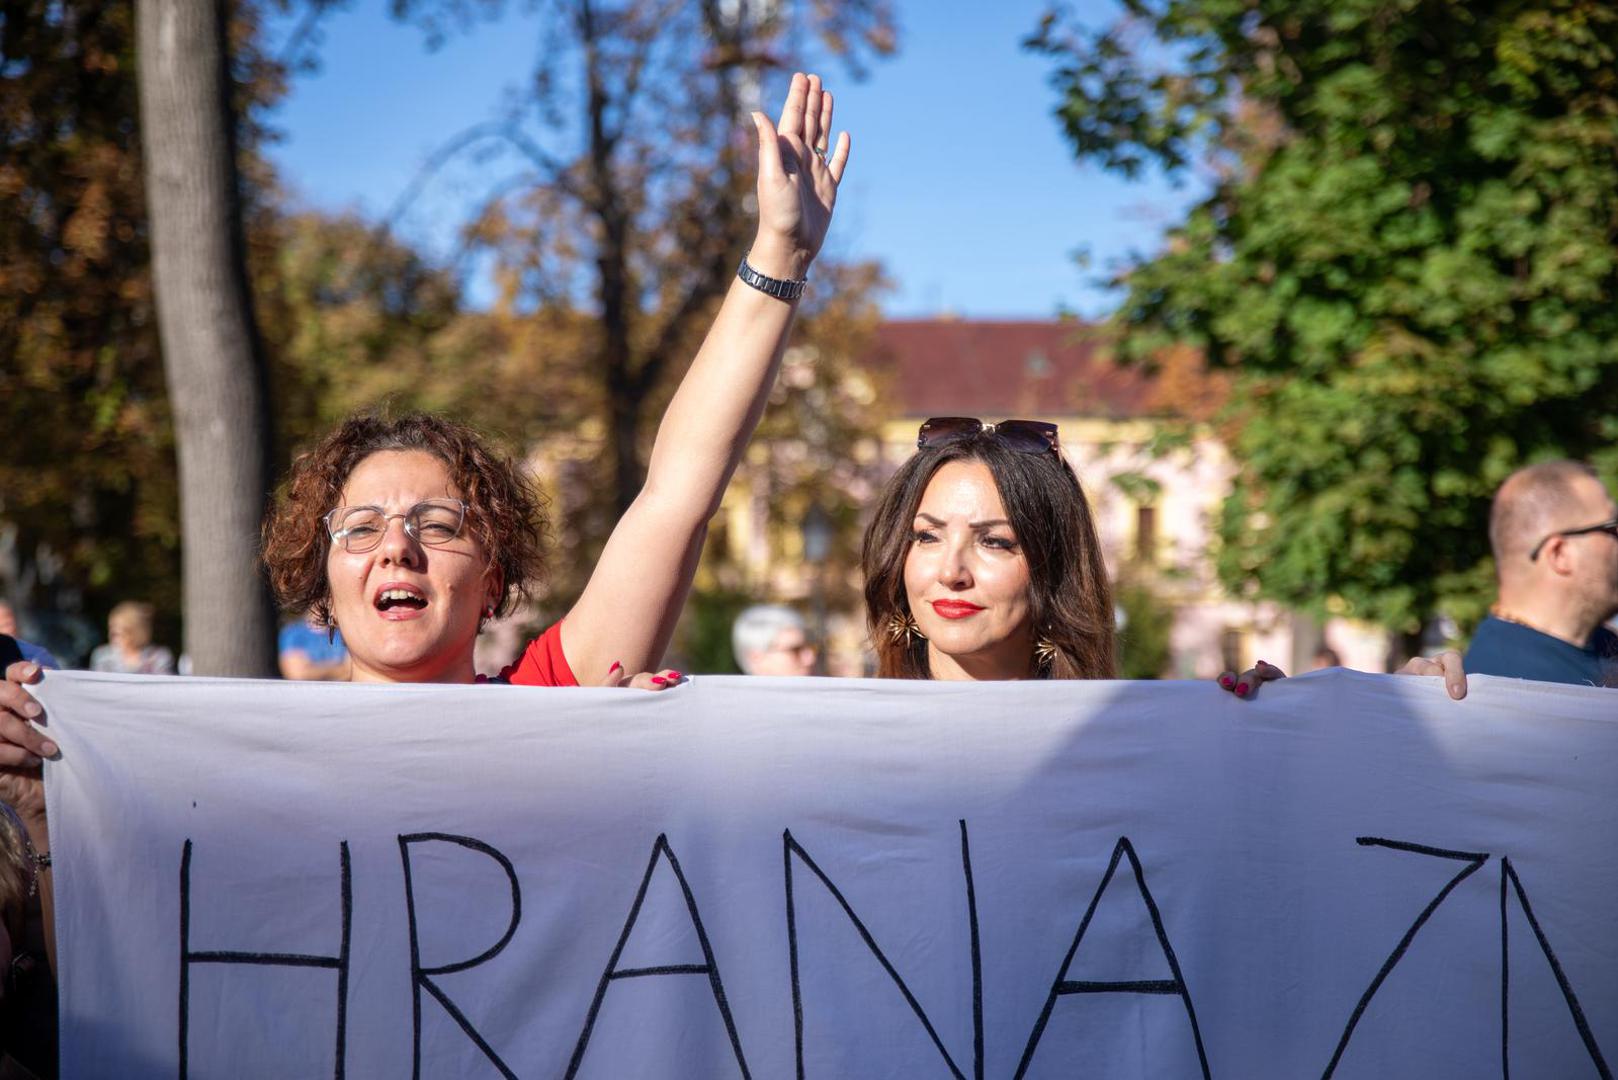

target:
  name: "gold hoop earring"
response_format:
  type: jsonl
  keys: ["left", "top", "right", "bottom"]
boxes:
{"left": 886, "top": 611, "right": 923, "bottom": 645}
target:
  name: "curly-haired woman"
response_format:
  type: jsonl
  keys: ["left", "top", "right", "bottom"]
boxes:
{"left": 0, "top": 71, "right": 852, "bottom": 962}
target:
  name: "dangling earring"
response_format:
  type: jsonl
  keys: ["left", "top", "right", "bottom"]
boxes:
{"left": 481, "top": 605, "right": 496, "bottom": 620}
{"left": 1034, "top": 633, "right": 1058, "bottom": 668}
{"left": 886, "top": 610, "right": 923, "bottom": 645}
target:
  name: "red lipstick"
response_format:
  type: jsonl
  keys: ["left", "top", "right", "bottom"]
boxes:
{"left": 930, "top": 599, "right": 985, "bottom": 619}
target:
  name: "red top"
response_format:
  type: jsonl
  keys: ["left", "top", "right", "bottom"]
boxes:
{"left": 486, "top": 621, "right": 579, "bottom": 686}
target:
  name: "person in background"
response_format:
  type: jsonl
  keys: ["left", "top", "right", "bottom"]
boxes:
{"left": 0, "top": 605, "right": 56, "bottom": 672}
{"left": 1465, "top": 460, "right": 1618, "bottom": 687}
{"left": 88, "top": 602, "right": 175, "bottom": 675}
{"left": 278, "top": 614, "right": 350, "bottom": 681}
{"left": 732, "top": 604, "right": 816, "bottom": 676}
{"left": 1310, "top": 646, "right": 1341, "bottom": 670}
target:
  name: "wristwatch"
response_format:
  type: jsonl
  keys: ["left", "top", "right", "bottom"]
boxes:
{"left": 737, "top": 253, "right": 807, "bottom": 301}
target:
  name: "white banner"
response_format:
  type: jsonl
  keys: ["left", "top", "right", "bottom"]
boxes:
{"left": 38, "top": 670, "right": 1618, "bottom": 1079}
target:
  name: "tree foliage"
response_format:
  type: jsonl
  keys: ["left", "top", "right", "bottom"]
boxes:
{"left": 1032, "top": 0, "right": 1618, "bottom": 633}
{"left": 1115, "top": 576, "right": 1175, "bottom": 679}
{"left": 0, "top": 0, "right": 460, "bottom": 643}
{"left": 1, "top": 0, "right": 898, "bottom": 656}
{"left": 1, "top": 0, "right": 187, "bottom": 634}
{"left": 385, "top": 0, "right": 897, "bottom": 600}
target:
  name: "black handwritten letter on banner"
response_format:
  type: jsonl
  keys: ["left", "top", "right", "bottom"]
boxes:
{"left": 1326, "top": 838, "right": 1611, "bottom": 1080}
{"left": 398, "top": 832, "right": 522, "bottom": 1080}
{"left": 1500, "top": 857, "right": 1612, "bottom": 1078}
{"left": 784, "top": 821, "right": 985, "bottom": 1080}
{"left": 178, "top": 839, "right": 352, "bottom": 1080}
{"left": 567, "top": 833, "right": 750, "bottom": 1079}
{"left": 1015, "top": 836, "right": 1210, "bottom": 1080}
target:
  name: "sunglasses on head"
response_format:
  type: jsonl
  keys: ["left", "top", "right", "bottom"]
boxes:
{"left": 916, "top": 417, "right": 1060, "bottom": 456}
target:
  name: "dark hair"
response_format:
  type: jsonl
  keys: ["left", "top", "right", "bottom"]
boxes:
{"left": 262, "top": 411, "right": 547, "bottom": 628}
{"left": 861, "top": 435, "right": 1115, "bottom": 679}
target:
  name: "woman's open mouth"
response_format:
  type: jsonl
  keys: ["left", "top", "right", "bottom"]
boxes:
{"left": 374, "top": 584, "right": 428, "bottom": 620}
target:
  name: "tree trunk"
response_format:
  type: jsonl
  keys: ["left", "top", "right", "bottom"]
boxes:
{"left": 136, "top": 0, "right": 277, "bottom": 676}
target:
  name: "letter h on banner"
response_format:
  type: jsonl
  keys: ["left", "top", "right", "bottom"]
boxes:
{"left": 178, "top": 839, "right": 353, "bottom": 1080}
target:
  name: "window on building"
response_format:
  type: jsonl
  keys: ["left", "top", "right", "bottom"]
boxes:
{"left": 1134, "top": 504, "right": 1158, "bottom": 564}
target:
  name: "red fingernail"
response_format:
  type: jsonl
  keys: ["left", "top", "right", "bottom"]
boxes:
{"left": 668, "top": 670, "right": 683, "bottom": 679}
{"left": 608, "top": 661, "right": 622, "bottom": 674}
{"left": 1235, "top": 683, "right": 1249, "bottom": 696}
{"left": 651, "top": 676, "right": 667, "bottom": 686}
{"left": 1219, "top": 675, "right": 1233, "bottom": 688}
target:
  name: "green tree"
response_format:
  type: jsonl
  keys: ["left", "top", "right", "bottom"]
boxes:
{"left": 1031, "top": 0, "right": 1618, "bottom": 642}
{"left": 0, "top": 0, "right": 236, "bottom": 643}
{"left": 1115, "top": 576, "right": 1175, "bottom": 679}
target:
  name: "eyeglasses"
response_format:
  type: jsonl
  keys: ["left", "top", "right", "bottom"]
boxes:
{"left": 916, "top": 417, "right": 1060, "bottom": 455}
{"left": 765, "top": 639, "right": 817, "bottom": 657}
{"left": 324, "top": 499, "right": 469, "bottom": 554}
{"left": 1529, "top": 516, "right": 1618, "bottom": 561}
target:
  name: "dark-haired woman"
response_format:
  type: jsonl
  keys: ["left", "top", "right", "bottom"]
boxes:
{"left": 0, "top": 71, "right": 852, "bottom": 964}
{"left": 862, "top": 416, "right": 1468, "bottom": 696}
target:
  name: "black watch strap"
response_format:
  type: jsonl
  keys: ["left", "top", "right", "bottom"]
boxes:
{"left": 737, "top": 253, "right": 807, "bottom": 301}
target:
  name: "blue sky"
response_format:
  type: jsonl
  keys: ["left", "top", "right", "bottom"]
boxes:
{"left": 265, "top": 0, "right": 1204, "bottom": 319}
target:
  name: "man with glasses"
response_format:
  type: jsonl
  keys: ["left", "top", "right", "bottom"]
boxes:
{"left": 1465, "top": 460, "right": 1618, "bottom": 687}
{"left": 732, "top": 604, "right": 818, "bottom": 676}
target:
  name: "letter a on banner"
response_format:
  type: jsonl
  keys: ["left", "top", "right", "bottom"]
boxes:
{"left": 1015, "top": 837, "right": 1210, "bottom": 1080}
{"left": 567, "top": 834, "right": 751, "bottom": 1079}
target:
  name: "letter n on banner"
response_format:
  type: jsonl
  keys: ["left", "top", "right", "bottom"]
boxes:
{"left": 783, "top": 822, "right": 984, "bottom": 1080}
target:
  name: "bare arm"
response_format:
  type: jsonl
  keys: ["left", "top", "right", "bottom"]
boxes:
{"left": 560, "top": 72, "right": 851, "bottom": 679}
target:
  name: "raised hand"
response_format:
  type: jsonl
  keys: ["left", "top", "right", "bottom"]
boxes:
{"left": 748, "top": 72, "right": 851, "bottom": 280}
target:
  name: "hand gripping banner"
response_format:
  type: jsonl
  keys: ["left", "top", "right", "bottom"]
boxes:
{"left": 38, "top": 670, "right": 1618, "bottom": 1078}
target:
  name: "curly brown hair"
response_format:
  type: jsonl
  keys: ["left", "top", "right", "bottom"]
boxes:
{"left": 861, "top": 434, "right": 1116, "bottom": 680}
{"left": 262, "top": 411, "right": 547, "bottom": 628}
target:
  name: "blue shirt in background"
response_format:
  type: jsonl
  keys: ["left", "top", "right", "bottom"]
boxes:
{"left": 1463, "top": 615, "right": 1618, "bottom": 688}
{"left": 278, "top": 621, "right": 347, "bottom": 666}
{"left": 17, "top": 638, "right": 60, "bottom": 669}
